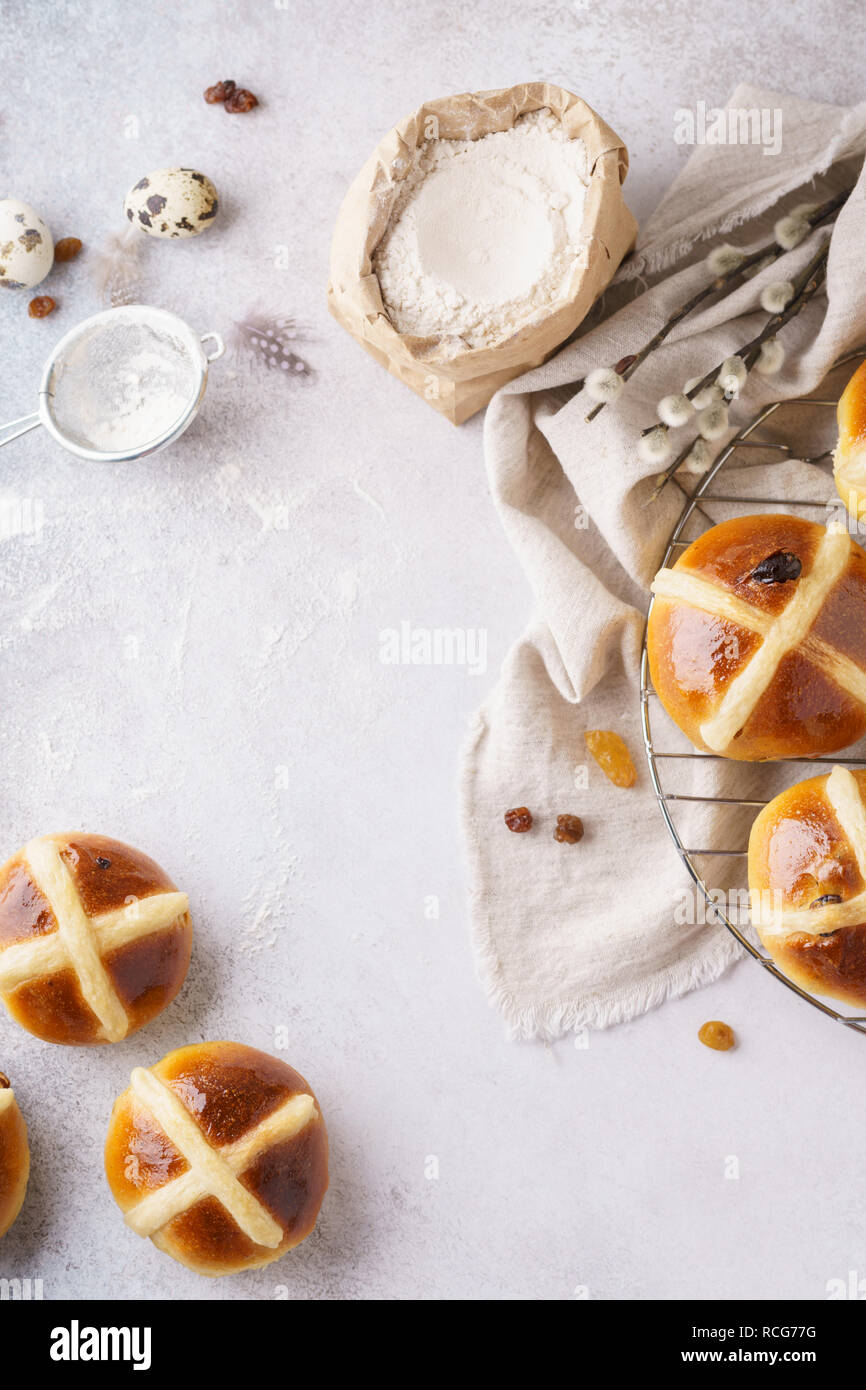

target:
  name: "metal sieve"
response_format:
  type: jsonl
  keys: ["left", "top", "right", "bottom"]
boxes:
{"left": 0, "top": 304, "right": 224, "bottom": 462}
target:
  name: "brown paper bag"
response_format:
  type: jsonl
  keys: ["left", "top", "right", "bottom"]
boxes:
{"left": 327, "top": 82, "right": 638, "bottom": 425}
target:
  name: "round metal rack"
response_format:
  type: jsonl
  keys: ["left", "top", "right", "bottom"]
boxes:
{"left": 640, "top": 348, "right": 866, "bottom": 1034}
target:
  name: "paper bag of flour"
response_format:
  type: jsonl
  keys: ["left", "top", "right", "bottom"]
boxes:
{"left": 327, "top": 82, "right": 637, "bottom": 425}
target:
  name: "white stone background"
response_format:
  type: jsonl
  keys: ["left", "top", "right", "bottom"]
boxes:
{"left": 0, "top": 0, "right": 865, "bottom": 1302}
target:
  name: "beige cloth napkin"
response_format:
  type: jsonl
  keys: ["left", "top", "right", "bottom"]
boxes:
{"left": 461, "top": 85, "right": 866, "bottom": 1039}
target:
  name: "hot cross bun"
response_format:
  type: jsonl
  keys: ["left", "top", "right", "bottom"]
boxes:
{"left": 834, "top": 358, "right": 866, "bottom": 520}
{"left": 0, "top": 833, "right": 192, "bottom": 1045}
{"left": 648, "top": 514, "right": 866, "bottom": 761}
{"left": 0, "top": 1073, "right": 29, "bottom": 1239}
{"left": 104, "top": 1041, "right": 329, "bottom": 1276}
{"left": 749, "top": 765, "right": 866, "bottom": 1006}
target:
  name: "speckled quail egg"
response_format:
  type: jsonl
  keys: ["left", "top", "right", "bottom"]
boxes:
{"left": 123, "top": 168, "right": 219, "bottom": 239}
{"left": 0, "top": 198, "right": 54, "bottom": 289}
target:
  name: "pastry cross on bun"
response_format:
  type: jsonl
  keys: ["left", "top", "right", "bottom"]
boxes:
{"left": 0, "top": 833, "right": 192, "bottom": 1045}
{"left": 0, "top": 1074, "right": 30, "bottom": 1239}
{"left": 648, "top": 514, "right": 866, "bottom": 760}
{"left": 105, "top": 1041, "right": 329, "bottom": 1277}
{"left": 749, "top": 765, "right": 866, "bottom": 1007}
{"left": 834, "top": 358, "right": 866, "bottom": 519}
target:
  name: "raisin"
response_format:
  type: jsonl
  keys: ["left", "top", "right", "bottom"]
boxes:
{"left": 204, "top": 79, "right": 236, "bottom": 103}
{"left": 0, "top": 1072, "right": 9, "bottom": 1089}
{"left": 54, "top": 236, "right": 82, "bottom": 262}
{"left": 747, "top": 550, "right": 802, "bottom": 584}
{"left": 554, "top": 814, "right": 584, "bottom": 844}
{"left": 504, "top": 806, "right": 532, "bottom": 833}
{"left": 698, "top": 1020, "right": 735, "bottom": 1051}
{"left": 96, "top": 856, "right": 111, "bottom": 869}
{"left": 810, "top": 893, "right": 842, "bottom": 907}
{"left": 28, "top": 296, "right": 56, "bottom": 318}
{"left": 224, "top": 87, "right": 259, "bottom": 113}
{"left": 584, "top": 730, "right": 636, "bottom": 788}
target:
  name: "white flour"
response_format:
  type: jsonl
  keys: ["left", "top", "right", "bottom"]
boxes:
{"left": 48, "top": 319, "right": 198, "bottom": 454}
{"left": 374, "top": 109, "right": 590, "bottom": 349}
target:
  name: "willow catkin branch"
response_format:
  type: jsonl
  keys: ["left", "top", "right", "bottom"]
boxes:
{"left": 646, "top": 241, "right": 829, "bottom": 504}
{"left": 584, "top": 186, "right": 849, "bottom": 423}
{"left": 684, "top": 239, "right": 829, "bottom": 405}
{"left": 643, "top": 437, "right": 702, "bottom": 507}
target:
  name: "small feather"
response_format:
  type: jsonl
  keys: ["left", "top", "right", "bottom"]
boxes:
{"left": 92, "top": 227, "right": 142, "bottom": 306}
{"left": 229, "top": 313, "right": 314, "bottom": 381}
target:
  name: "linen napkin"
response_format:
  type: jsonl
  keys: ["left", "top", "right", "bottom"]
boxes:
{"left": 461, "top": 85, "right": 866, "bottom": 1039}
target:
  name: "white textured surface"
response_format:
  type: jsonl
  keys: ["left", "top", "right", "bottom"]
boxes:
{"left": 0, "top": 0, "right": 865, "bottom": 1302}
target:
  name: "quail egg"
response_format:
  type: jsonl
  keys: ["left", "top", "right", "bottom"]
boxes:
{"left": 0, "top": 198, "right": 54, "bottom": 289}
{"left": 123, "top": 168, "right": 219, "bottom": 239}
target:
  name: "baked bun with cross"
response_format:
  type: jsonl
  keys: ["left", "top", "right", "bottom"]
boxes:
{"left": 834, "top": 358, "right": 866, "bottom": 520}
{"left": 648, "top": 514, "right": 866, "bottom": 761}
{"left": 0, "top": 1072, "right": 30, "bottom": 1239}
{"left": 0, "top": 833, "right": 192, "bottom": 1045}
{"left": 105, "top": 1041, "right": 328, "bottom": 1276}
{"left": 749, "top": 765, "right": 866, "bottom": 1007}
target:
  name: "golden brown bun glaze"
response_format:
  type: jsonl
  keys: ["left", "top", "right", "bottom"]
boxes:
{"left": 834, "top": 359, "right": 866, "bottom": 519}
{"left": 648, "top": 515, "right": 866, "bottom": 760}
{"left": 105, "top": 1041, "right": 328, "bottom": 1277}
{"left": 748, "top": 768, "right": 866, "bottom": 1007}
{"left": 0, "top": 1078, "right": 30, "bottom": 1239}
{"left": 0, "top": 833, "right": 192, "bottom": 1045}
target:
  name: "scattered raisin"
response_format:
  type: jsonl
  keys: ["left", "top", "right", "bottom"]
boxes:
{"left": 504, "top": 806, "right": 533, "bottom": 833}
{"left": 204, "top": 79, "right": 236, "bottom": 103}
{"left": 748, "top": 550, "right": 802, "bottom": 584}
{"left": 810, "top": 893, "right": 842, "bottom": 908}
{"left": 554, "top": 814, "right": 584, "bottom": 844}
{"left": 96, "top": 856, "right": 111, "bottom": 869}
{"left": 584, "top": 730, "right": 636, "bottom": 788}
{"left": 54, "top": 236, "right": 82, "bottom": 262}
{"left": 0, "top": 1072, "right": 9, "bottom": 1089}
{"left": 698, "top": 1020, "right": 735, "bottom": 1051}
{"left": 224, "top": 86, "right": 259, "bottom": 113}
{"left": 28, "top": 296, "right": 56, "bottom": 318}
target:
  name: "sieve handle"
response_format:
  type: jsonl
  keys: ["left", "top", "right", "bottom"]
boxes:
{"left": 200, "top": 332, "right": 225, "bottom": 363}
{"left": 0, "top": 413, "right": 41, "bottom": 449}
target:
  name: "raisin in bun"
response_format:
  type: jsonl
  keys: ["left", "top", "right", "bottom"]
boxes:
{"left": 0, "top": 1074, "right": 29, "bottom": 1239}
{"left": 749, "top": 765, "right": 866, "bottom": 1007}
{"left": 648, "top": 514, "right": 866, "bottom": 761}
{"left": 105, "top": 1041, "right": 328, "bottom": 1277}
{"left": 834, "top": 358, "right": 866, "bottom": 519}
{"left": 0, "top": 833, "right": 191, "bottom": 1045}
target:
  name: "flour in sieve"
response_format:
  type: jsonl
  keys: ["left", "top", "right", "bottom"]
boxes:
{"left": 373, "top": 110, "right": 590, "bottom": 350}
{"left": 48, "top": 319, "right": 199, "bottom": 454}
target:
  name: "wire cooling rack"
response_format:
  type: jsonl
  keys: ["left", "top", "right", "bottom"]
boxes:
{"left": 640, "top": 348, "right": 866, "bottom": 1034}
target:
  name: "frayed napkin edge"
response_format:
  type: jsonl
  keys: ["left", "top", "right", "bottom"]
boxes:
{"left": 459, "top": 706, "right": 744, "bottom": 1041}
